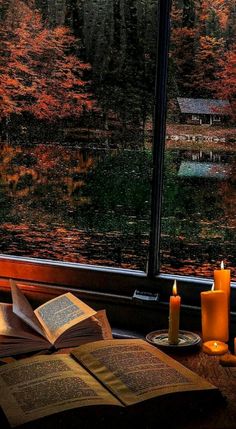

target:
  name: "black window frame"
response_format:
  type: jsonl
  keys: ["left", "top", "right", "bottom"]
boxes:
{"left": 0, "top": 0, "right": 235, "bottom": 314}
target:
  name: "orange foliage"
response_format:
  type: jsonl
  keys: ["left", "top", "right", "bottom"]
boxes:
{"left": 170, "top": 0, "right": 235, "bottom": 97}
{"left": 0, "top": 143, "right": 94, "bottom": 200}
{"left": 215, "top": 48, "right": 236, "bottom": 98}
{"left": 193, "top": 35, "right": 225, "bottom": 92}
{"left": 199, "top": 0, "right": 231, "bottom": 29}
{"left": 213, "top": 46, "right": 236, "bottom": 117}
{"left": 0, "top": 0, "right": 95, "bottom": 120}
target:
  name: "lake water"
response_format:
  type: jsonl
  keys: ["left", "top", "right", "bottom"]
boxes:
{"left": 0, "top": 140, "right": 235, "bottom": 278}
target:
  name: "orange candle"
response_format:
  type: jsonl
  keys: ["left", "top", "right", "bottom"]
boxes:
{"left": 203, "top": 340, "right": 228, "bottom": 356}
{"left": 214, "top": 261, "right": 231, "bottom": 307}
{"left": 201, "top": 288, "right": 228, "bottom": 342}
{"left": 168, "top": 280, "right": 181, "bottom": 345}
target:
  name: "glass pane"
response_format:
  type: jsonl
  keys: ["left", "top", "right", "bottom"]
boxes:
{"left": 161, "top": 0, "right": 236, "bottom": 280}
{"left": 0, "top": 0, "right": 158, "bottom": 271}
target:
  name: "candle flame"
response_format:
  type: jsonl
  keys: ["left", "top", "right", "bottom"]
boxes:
{"left": 214, "top": 342, "right": 218, "bottom": 348}
{"left": 221, "top": 261, "right": 224, "bottom": 270}
{"left": 172, "top": 280, "right": 177, "bottom": 296}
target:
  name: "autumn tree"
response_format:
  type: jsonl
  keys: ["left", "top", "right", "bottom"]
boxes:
{"left": 198, "top": 0, "right": 231, "bottom": 32}
{"left": 213, "top": 45, "right": 236, "bottom": 118}
{"left": 194, "top": 1, "right": 235, "bottom": 98}
{"left": 192, "top": 35, "right": 225, "bottom": 97}
{"left": 169, "top": 0, "right": 235, "bottom": 99}
{"left": 0, "top": 0, "right": 95, "bottom": 122}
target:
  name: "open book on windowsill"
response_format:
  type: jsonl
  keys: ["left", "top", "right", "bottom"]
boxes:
{"left": 0, "top": 338, "right": 222, "bottom": 428}
{"left": 0, "top": 280, "right": 112, "bottom": 357}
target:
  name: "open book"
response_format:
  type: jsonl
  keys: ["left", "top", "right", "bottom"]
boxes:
{"left": 0, "top": 280, "right": 112, "bottom": 357}
{"left": 0, "top": 339, "right": 221, "bottom": 428}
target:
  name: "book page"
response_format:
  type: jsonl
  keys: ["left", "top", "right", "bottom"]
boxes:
{"left": 10, "top": 280, "right": 46, "bottom": 338}
{"left": 0, "top": 303, "right": 46, "bottom": 341}
{"left": 54, "top": 310, "right": 113, "bottom": 349}
{"left": 0, "top": 304, "right": 50, "bottom": 357}
{"left": 71, "top": 339, "right": 217, "bottom": 406}
{"left": 34, "top": 293, "right": 96, "bottom": 344}
{"left": 93, "top": 310, "right": 113, "bottom": 340}
{"left": 0, "top": 354, "right": 122, "bottom": 427}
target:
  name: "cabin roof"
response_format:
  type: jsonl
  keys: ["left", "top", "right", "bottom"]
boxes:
{"left": 177, "top": 97, "right": 231, "bottom": 115}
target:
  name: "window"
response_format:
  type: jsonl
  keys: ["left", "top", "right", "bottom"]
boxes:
{"left": 213, "top": 115, "right": 221, "bottom": 122}
{"left": 0, "top": 1, "right": 235, "bottom": 307}
{"left": 161, "top": 0, "right": 236, "bottom": 283}
{"left": 0, "top": 0, "right": 158, "bottom": 273}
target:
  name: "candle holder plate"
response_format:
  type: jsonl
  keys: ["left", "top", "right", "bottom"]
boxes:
{"left": 146, "top": 330, "right": 201, "bottom": 351}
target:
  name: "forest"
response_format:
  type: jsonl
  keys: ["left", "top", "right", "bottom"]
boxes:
{"left": 0, "top": 0, "right": 235, "bottom": 276}
{"left": 0, "top": 0, "right": 235, "bottom": 137}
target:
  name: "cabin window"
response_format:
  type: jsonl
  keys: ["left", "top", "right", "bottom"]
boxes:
{"left": 213, "top": 115, "right": 221, "bottom": 122}
{"left": 0, "top": 0, "right": 235, "bottom": 302}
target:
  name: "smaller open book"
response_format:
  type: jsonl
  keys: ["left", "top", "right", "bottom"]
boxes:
{"left": 0, "top": 339, "right": 221, "bottom": 428}
{"left": 0, "top": 280, "right": 112, "bottom": 357}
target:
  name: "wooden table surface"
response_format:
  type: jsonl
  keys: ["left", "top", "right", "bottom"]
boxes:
{"left": 171, "top": 349, "right": 236, "bottom": 429}
{"left": 0, "top": 346, "right": 236, "bottom": 429}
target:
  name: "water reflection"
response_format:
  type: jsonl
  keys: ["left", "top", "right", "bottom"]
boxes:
{"left": 161, "top": 148, "right": 236, "bottom": 279}
{"left": 0, "top": 140, "right": 236, "bottom": 277}
{"left": 178, "top": 162, "right": 231, "bottom": 179}
{"left": 0, "top": 141, "right": 151, "bottom": 270}
{"left": 178, "top": 149, "right": 235, "bottom": 163}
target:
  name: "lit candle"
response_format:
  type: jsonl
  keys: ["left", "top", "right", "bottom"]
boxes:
{"left": 168, "top": 280, "right": 181, "bottom": 345}
{"left": 201, "top": 286, "right": 228, "bottom": 342}
{"left": 214, "top": 261, "right": 231, "bottom": 308}
{"left": 202, "top": 340, "right": 228, "bottom": 356}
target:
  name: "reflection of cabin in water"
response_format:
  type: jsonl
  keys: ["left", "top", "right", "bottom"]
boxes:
{"left": 177, "top": 97, "right": 232, "bottom": 125}
{"left": 178, "top": 161, "right": 231, "bottom": 180}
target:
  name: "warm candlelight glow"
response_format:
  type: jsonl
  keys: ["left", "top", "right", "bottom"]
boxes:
{"left": 221, "top": 261, "right": 224, "bottom": 269}
{"left": 173, "top": 280, "right": 177, "bottom": 296}
{"left": 203, "top": 340, "right": 228, "bottom": 355}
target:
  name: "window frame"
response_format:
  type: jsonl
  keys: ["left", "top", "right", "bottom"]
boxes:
{"left": 0, "top": 0, "right": 235, "bottom": 313}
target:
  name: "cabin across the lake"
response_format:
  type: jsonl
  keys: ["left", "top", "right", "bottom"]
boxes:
{"left": 177, "top": 97, "right": 232, "bottom": 125}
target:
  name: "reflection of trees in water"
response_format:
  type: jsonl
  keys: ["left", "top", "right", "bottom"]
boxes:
{"left": 220, "top": 158, "right": 236, "bottom": 228}
{"left": 0, "top": 143, "right": 151, "bottom": 270}
{"left": 0, "top": 142, "right": 94, "bottom": 224}
{"left": 77, "top": 150, "right": 152, "bottom": 233}
{"left": 161, "top": 150, "right": 236, "bottom": 277}
{"left": 0, "top": 142, "right": 152, "bottom": 232}
{"left": 1, "top": 141, "right": 235, "bottom": 275}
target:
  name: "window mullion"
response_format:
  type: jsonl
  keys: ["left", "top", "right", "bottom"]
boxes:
{"left": 148, "top": 0, "right": 172, "bottom": 278}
